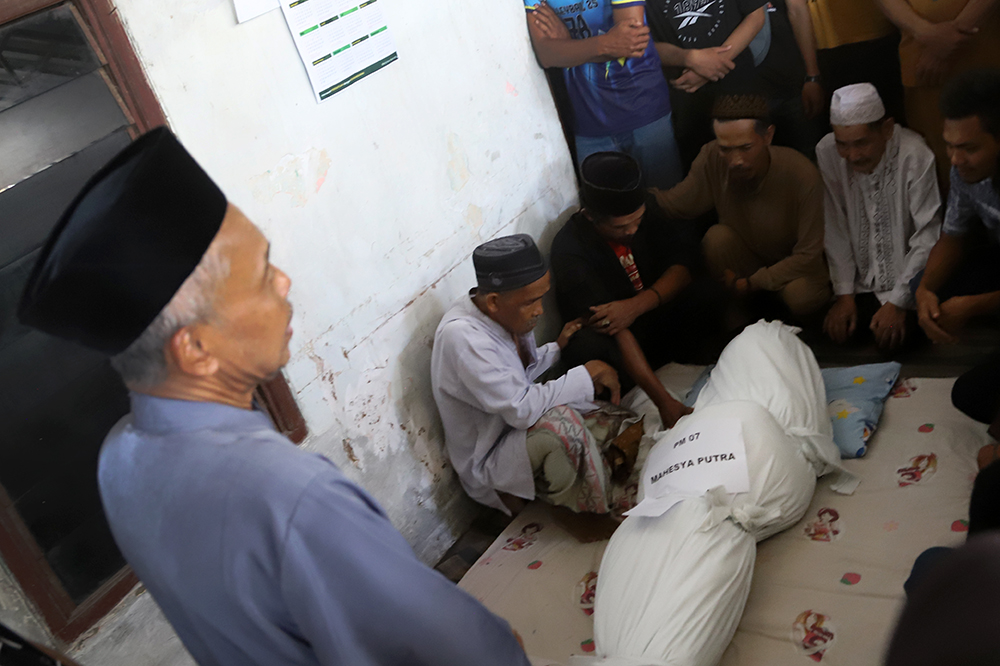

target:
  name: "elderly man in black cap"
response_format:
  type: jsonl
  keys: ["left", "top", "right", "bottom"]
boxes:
{"left": 431, "top": 235, "right": 622, "bottom": 516}
{"left": 550, "top": 151, "right": 715, "bottom": 430}
{"left": 19, "top": 128, "right": 531, "bottom": 666}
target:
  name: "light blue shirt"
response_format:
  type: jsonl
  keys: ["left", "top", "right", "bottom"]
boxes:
{"left": 98, "top": 393, "right": 528, "bottom": 666}
{"left": 942, "top": 167, "right": 1000, "bottom": 240}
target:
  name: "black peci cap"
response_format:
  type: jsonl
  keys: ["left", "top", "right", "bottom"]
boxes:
{"left": 473, "top": 234, "right": 547, "bottom": 293}
{"left": 580, "top": 152, "right": 646, "bottom": 218}
{"left": 18, "top": 127, "right": 227, "bottom": 354}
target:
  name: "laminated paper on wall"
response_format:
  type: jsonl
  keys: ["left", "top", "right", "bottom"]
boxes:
{"left": 279, "top": 0, "right": 398, "bottom": 102}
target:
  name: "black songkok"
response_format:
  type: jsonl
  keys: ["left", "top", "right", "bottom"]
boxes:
{"left": 18, "top": 127, "right": 227, "bottom": 355}
{"left": 473, "top": 234, "right": 547, "bottom": 293}
{"left": 580, "top": 152, "right": 645, "bottom": 218}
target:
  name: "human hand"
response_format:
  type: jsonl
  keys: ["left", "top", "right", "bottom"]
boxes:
{"left": 557, "top": 318, "right": 585, "bottom": 349}
{"left": 685, "top": 46, "right": 735, "bottom": 82}
{"left": 670, "top": 69, "right": 709, "bottom": 93}
{"left": 802, "top": 81, "right": 825, "bottom": 120}
{"left": 935, "top": 295, "right": 974, "bottom": 340}
{"left": 870, "top": 301, "right": 907, "bottom": 350}
{"left": 600, "top": 20, "right": 650, "bottom": 59}
{"left": 914, "top": 21, "right": 977, "bottom": 86}
{"left": 584, "top": 359, "right": 621, "bottom": 405}
{"left": 916, "top": 285, "right": 954, "bottom": 343}
{"left": 823, "top": 295, "right": 857, "bottom": 344}
{"left": 660, "top": 398, "right": 693, "bottom": 429}
{"left": 722, "top": 269, "right": 752, "bottom": 296}
{"left": 588, "top": 299, "right": 644, "bottom": 336}
{"left": 532, "top": 2, "right": 571, "bottom": 40}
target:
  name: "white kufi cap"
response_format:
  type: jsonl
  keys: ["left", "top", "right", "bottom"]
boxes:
{"left": 830, "top": 83, "right": 886, "bottom": 126}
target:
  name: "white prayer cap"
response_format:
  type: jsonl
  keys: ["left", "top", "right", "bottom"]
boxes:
{"left": 830, "top": 83, "right": 886, "bottom": 126}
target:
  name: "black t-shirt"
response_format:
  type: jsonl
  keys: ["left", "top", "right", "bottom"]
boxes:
{"left": 646, "top": 0, "right": 767, "bottom": 89}
{"left": 549, "top": 193, "right": 701, "bottom": 322}
{"left": 755, "top": 0, "right": 806, "bottom": 98}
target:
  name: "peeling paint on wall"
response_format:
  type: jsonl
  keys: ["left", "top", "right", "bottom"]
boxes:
{"left": 446, "top": 133, "right": 470, "bottom": 192}
{"left": 249, "top": 148, "right": 332, "bottom": 207}
{"left": 464, "top": 204, "right": 484, "bottom": 234}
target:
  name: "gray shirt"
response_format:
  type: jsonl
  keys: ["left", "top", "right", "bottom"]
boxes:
{"left": 943, "top": 168, "right": 1000, "bottom": 240}
{"left": 98, "top": 393, "right": 528, "bottom": 666}
{"left": 431, "top": 296, "right": 595, "bottom": 513}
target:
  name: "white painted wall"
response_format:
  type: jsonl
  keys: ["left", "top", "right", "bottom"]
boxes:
{"left": 114, "top": 0, "right": 577, "bottom": 554}
{"left": 62, "top": 0, "right": 578, "bottom": 661}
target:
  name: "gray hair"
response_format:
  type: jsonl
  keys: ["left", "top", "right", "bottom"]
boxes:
{"left": 110, "top": 249, "right": 230, "bottom": 388}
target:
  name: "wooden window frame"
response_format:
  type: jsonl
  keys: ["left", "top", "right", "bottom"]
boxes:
{"left": 0, "top": 0, "right": 307, "bottom": 643}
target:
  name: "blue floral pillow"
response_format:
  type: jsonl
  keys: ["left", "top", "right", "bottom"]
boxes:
{"left": 822, "top": 362, "right": 901, "bottom": 458}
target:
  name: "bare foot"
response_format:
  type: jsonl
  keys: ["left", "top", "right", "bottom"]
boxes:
{"left": 551, "top": 506, "right": 621, "bottom": 543}
{"left": 499, "top": 493, "right": 528, "bottom": 516}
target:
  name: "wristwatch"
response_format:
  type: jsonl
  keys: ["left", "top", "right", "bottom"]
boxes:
{"left": 804, "top": 75, "right": 821, "bottom": 84}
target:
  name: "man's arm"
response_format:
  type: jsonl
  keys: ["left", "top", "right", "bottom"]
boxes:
{"left": 889, "top": 146, "right": 942, "bottom": 308}
{"left": 650, "top": 144, "right": 717, "bottom": 219}
{"left": 876, "top": 0, "right": 940, "bottom": 36}
{"left": 817, "top": 147, "right": 859, "bottom": 298}
{"left": 613, "top": 328, "right": 692, "bottom": 428}
{"left": 919, "top": 232, "right": 964, "bottom": 294}
{"left": 875, "top": 0, "right": 981, "bottom": 84}
{"left": 282, "top": 471, "right": 532, "bottom": 666}
{"left": 449, "top": 332, "right": 594, "bottom": 429}
{"left": 724, "top": 5, "right": 768, "bottom": 56}
{"left": 655, "top": 43, "right": 737, "bottom": 81}
{"left": 525, "top": 2, "right": 648, "bottom": 68}
{"left": 786, "top": 0, "right": 824, "bottom": 118}
{"left": 588, "top": 264, "right": 693, "bottom": 335}
{"left": 748, "top": 175, "right": 827, "bottom": 291}
{"left": 671, "top": 7, "right": 766, "bottom": 92}
{"left": 915, "top": 232, "right": 964, "bottom": 341}
{"left": 955, "top": 0, "right": 998, "bottom": 28}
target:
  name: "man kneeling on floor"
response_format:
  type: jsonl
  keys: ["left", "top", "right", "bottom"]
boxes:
{"left": 818, "top": 83, "right": 942, "bottom": 351}
{"left": 652, "top": 94, "right": 832, "bottom": 322}
{"left": 550, "top": 151, "right": 713, "bottom": 430}
{"left": 431, "top": 235, "right": 622, "bottom": 516}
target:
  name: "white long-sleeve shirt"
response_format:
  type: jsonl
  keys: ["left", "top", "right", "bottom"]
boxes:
{"left": 430, "top": 295, "right": 595, "bottom": 513}
{"left": 818, "top": 126, "right": 942, "bottom": 308}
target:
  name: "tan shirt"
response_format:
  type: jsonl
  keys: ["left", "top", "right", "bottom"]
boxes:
{"left": 810, "top": 0, "right": 895, "bottom": 50}
{"left": 652, "top": 142, "right": 827, "bottom": 292}
{"left": 898, "top": 0, "right": 1000, "bottom": 87}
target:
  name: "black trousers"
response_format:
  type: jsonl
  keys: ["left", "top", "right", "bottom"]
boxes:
{"left": 952, "top": 355, "right": 1000, "bottom": 424}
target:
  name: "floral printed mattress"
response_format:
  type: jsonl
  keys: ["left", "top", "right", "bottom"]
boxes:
{"left": 458, "top": 370, "right": 987, "bottom": 665}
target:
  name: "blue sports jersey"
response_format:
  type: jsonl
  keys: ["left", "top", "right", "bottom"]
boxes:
{"left": 525, "top": 0, "right": 672, "bottom": 137}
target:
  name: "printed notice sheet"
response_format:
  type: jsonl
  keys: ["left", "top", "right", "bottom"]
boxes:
{"left": 234, "top": 0, "right": 279, "bottom": 23}
{"left": 280, "top": 0, "right": 398, "bottom": 102}
{"left": 625, "top": 417, "right": 750, "bottom": 518}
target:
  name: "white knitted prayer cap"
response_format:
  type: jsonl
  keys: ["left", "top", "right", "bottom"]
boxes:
{"left": 830, "top": 83, "right": 886, "bottom": 127}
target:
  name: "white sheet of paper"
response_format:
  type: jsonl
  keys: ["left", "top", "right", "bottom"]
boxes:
{"left": 279, "top": 0, "right": 399, "bottom": 103}
{"left": 624, "top": 417, "right": 750, "bottom": 518}
{"left": 235, "top": 0, "right": 279, "bottom": 23}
